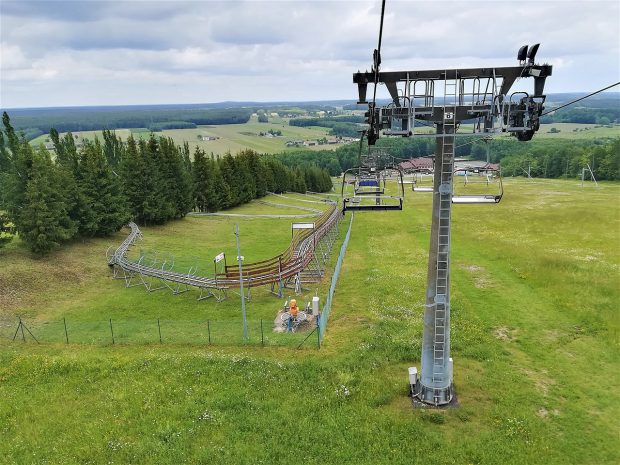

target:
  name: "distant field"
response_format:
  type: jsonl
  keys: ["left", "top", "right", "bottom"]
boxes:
{"left": 29, "top": 115, "right": 338, "bottom": 155}
{"left": 537, "top": 123, "right": 620, "bottom": 139}
{"left": 30, "top": 121, "right": 618, "bottom": 158}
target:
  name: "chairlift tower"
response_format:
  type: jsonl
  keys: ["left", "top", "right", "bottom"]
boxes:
{"left": 354, "top": 44, "right": 552, "bottom": 405}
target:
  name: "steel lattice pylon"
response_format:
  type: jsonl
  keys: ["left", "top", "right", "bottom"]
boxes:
{"left": 353, "top": 19, "right": 552, "bottom": 404}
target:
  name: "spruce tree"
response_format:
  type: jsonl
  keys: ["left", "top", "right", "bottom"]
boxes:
{"left": 49, "top": 128, "right": 85, "bottom": 231}
{"left": 120, "top": 136, "right": 161, "bottom": 224}
{"left": 133, "top": 137, "right": 170, "bottom": 224}
{"left": 18, "top": 147, "right": 75, "bottom": 255}
{"left": 157, "top": 137, "right": 193, "bottom": 218}
{"left": 209, "top": 157, "right": 231, "bottom": 211}
{"left": 102, "top": 129, "right": 124, "bottom": 168}
{"left": 193, "top": 148, "right": 210, "bottom": 212}
{"left": 239, "top": 149, "right": 266, "bottom": 198}
{"left": 2, "top": 112, "right": 20, "bottom": 156}
{"left": 219, "top": 152, "right": 240, "bottom": 207}
{"left": 77, "top": 140, "right": 130, "bottom": 236}
{"left": 235, "top": 151, "right": 256, "bottom": 204}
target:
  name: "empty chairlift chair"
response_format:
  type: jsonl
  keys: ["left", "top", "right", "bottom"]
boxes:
{"left": 451, "top": 167, "right": 503, "bottom": 204}
{"left": 412, "top": 171, "right": 434, "bottom": 192}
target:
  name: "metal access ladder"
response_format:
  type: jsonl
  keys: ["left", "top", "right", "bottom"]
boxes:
{"left": 431, "top": 72, "right": 457, "bottom": 388}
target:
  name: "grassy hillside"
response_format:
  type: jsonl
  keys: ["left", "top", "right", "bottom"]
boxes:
{"left": 1, "top": 181, "right": 619, "bottom": 464}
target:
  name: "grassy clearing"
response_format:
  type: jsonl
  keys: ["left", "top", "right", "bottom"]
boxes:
{"left": 1, "top": 181, "right": 619, "bottom": 464}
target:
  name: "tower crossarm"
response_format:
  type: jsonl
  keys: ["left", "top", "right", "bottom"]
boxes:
{"left": 354, "top": 64, "right": 552, "bottom": 143}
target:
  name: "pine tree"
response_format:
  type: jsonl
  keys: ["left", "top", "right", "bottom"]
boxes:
{"left": 17, "top": 147, "right": 75, "bottom": 255}
{"left": 50, "top": 129, "right": 79, "bottom": 172}
{"left": 0, "top": 130, "right": 11, "bottom": 173}
{"left": 102, "top": 129, "right": 124, "bottom": 168}
{"left": 292, "top": 168, "right": 307, "bottom": 193}
{"left": 193, "top": 148, "right": 210, "bottom": 212}
{"left": 2, "top": 112, "right": 20, "bottom": 156}
{"left": 49, "top": 128, "right": 85, "bottom": 231}
{"left": 209, "top": 157, "right": 231, "bottom": 211}
{"left": 235, "top": 151, "right": 256, "bottom": 204}
{"left": 157, "top": 137, "right": 193, "bottom": 218}
{"left": 239, "top": 149, "right": 267, "bottom": 198}
{"left": 77, "top": 140, "right": 130, "bottom": 236}
{"left": 120, "top": 136, "right": 162, "bottom": 225}
{"left": 219, "top": 152, "right": 241, "bottom": 207}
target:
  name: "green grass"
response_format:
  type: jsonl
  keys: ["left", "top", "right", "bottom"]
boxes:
{"left": 1, "top": 181, "right": 619, "bottom": 464}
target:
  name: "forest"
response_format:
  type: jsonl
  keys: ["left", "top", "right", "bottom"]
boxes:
{"left": 2, "top": 107, "right": 254, "bottom": 141}
{"left": 272, "top": 135, "right": 620, "bottom": 181}
{"left": 0, "top": 113, "right": 331, "bottom": 255}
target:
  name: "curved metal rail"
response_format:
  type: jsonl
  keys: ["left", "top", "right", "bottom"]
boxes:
{"left": 107, "top": 199, "right": 342, "bottom": 298}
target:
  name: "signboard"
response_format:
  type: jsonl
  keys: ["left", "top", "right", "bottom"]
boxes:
{"left": 236, "top": 256, "right": 244, "bottom": 262}
{"left": 214, "top": 252, "right": 225, "bottom": 263}
{"left": 292, "top": 223, "right": 315, "bottom": 230}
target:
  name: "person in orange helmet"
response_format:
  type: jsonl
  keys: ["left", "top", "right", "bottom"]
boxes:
{"left": 288, "top": 299, "right": 299, "bottom": 332}
{"left": 289, "top": 299, "right": 299, "bottom": 318}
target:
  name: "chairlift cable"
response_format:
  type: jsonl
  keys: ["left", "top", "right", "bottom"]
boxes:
{"left": 541, "top": 81, "right": 620, "bottom": 116}
{"left": 371, "top": 0, "right": 387, "bottom": 109}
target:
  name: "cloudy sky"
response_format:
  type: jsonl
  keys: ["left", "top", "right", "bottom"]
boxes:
{"left": 1, "top": 0, "right": 619, "bottom": 109}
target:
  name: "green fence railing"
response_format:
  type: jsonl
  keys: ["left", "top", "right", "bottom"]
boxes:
{"left": 319, "top": 213, "right": 354, "bottom": 341}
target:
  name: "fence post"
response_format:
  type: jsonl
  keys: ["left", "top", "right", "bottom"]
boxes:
{"left": 207, "top": 320, "right": 211, "bottom": 345}
{"left": 316, "top": 316, "right": 321, "bottom": 349}
{"left": 109, "top": 318, "right": 115, "bottom": 344}
{"left": 261, "top": 319, "right": 264, "bottom": 347}
{"left": 63, "top": 317, "right": 69, "bottom": 344}
{"left": 157, "top": 319, "right": 162, "bottom": 344}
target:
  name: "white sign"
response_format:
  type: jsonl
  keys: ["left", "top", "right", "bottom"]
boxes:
{"left": 292, "top": 223, "right": 315, "bottom": 230}
{"left": 236, "top": 256, "right": 244, "bottom": 262}
{"left": 214, "top": 252, "right": 225, "bottom": 263}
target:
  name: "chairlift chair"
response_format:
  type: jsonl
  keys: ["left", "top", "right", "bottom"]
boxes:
{"left": 451, "top": 167, "right": 503, "bottom": 204}
{"left": 342, "top": 166, "right": 405, "bottom": 213}
{"left": 412, "top": 171, "right": 434, "bottom": 192}
{"left": 355, "top": 172, "right": 385, "bottom": 195}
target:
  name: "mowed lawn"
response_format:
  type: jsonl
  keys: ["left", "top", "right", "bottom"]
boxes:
{"left": 0, "top": 180, "right": 618, "bottom": 465}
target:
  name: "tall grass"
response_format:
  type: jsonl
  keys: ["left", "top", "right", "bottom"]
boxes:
{"left": 0, "top": 179, "right": 618, "bottom": 464}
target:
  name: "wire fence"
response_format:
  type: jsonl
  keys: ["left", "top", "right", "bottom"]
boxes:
{"left": 0, "top": 212, "right": 352, "bottom": 350}
{"left": 0, "top": 317, "right": 321, "bottom": 349}
{"left": 319, "top": 212, "right": 354, "bottom": 341}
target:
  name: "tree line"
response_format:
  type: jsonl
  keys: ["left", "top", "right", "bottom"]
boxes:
{"left": 4, "top": 108, "right": 253, "bottom": 141}
{"left": 0, "top": 113, "right": 332, "bottom": 255}
{"left": 272, "top": 134, "right": 620, "bottom": 181}
{"left": 289, "top": 116, "right": 364, "bottom": 138}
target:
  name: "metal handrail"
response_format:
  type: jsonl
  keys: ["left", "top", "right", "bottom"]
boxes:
{"left": 109, "top": 200, "right": 341, "bottom": 291}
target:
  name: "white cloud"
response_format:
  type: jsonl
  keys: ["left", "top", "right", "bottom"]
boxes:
{"left": 1, "top": 0, "right": 618, "bottom": 107}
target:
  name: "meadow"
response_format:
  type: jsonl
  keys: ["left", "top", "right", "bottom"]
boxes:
{"left": 0, "top": 180, "right": 619, "bottom": 464}
{"left": 29, "top": 114, "right": 336, "bottom": 156}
